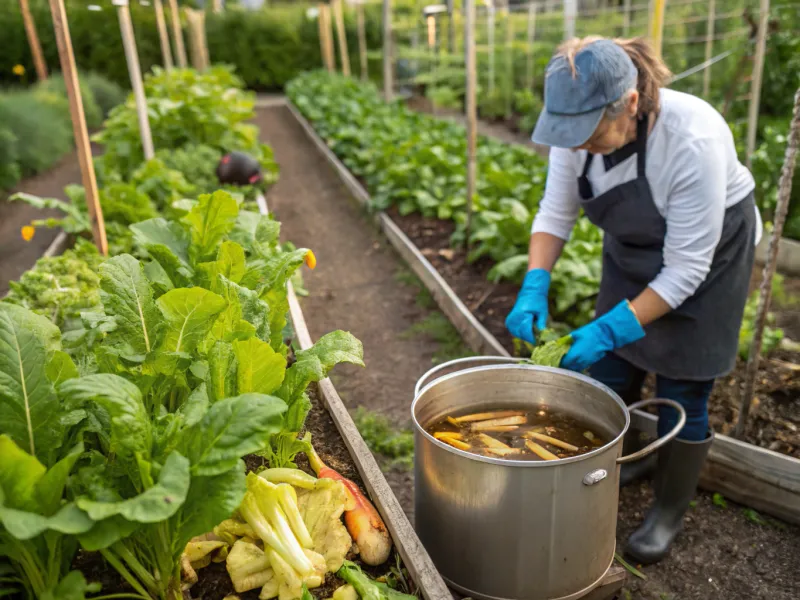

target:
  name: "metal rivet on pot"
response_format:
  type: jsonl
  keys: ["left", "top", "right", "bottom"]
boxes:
{"left": 582, "top": 469, "right": 608, "bottom": 486}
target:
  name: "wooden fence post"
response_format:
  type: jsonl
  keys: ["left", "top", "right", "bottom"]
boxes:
{"left": 746, "top": 0, "right": 770, "bottom": 170}
{"left": 623, "top": 0, "right": 632, "bottom": 37}
{"left": 153, "top": 0, "right": 173, "bottom": 71}
{"left": 114, "top": 0, "right": 155, "bottom": 161}
{"left": 333, "top": 0, "right": 351, "bottom": 76}
{"left": 526, "top": 2, "right": 537, "bottom": 91}
{"left": 47, "top": 0, "right": 107, "bottom": 255}
{"left": 564, "top": 0, "right": 576, "bottom": 39}
{"left": 702, "top": 0, "right": 716, "bottom": 98}
{"left": 735, "top": 87, "right": 800, "bottom": 438}
{"left": 167, "top": 0, "right": 188, "bottom": 68}
{"left": 357, "top": 1, "right": 368, "bottom": 80}
{"left": 649, "top": 0, "right": 667, "bottom": 57}
{"left": 383, "top": 0, "right": 393, "bottom": 100}
{"left": 487, "top": 2, "right": 495, "bottom": 95}
{"left": 464, "top": 0, "right": 477, "bottom": 246}
{"left": 504, "top": 7, "right": 513, "bottom": 118}
{"left": 19, "top": 0, "right": 48, "bottom": 81}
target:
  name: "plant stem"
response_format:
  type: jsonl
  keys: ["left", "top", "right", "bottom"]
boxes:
{"left": 114, "top": 543, "right": 160, "bottom": 593}
{"left": 99, "top": 549, "right": 152, "bottom": 599}
{"left": 91, "top": 594, "right": 152, "bottom": 600}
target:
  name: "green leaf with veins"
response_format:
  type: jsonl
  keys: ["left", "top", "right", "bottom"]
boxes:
{"left": 99, "top": 254, "right": 161, "bottom": 359}
{"left": 207, "top": 341, "right": 237, "bottom": 403}
{"left": 156, "top": 287, "right": 227, "bottom": 354}
{"left": 233, "top": 338, "right": 286, "bottom": 395}
{"left": 197, "top": 241, "right": 246, "bottom": 291}
{"left": 183, "top": 191, "right": 239, "bottom": 263}
{"left": 130, "top": 218, "right": 193, "bottom": 287}
{"left": 0, "top": 304, "right": 63, "bottom": 463}
{"left": 77, "top": 452, "right": 190, "bottom": 523}
{"left": 178, "top": 393, "right": 287, "bottom": 476}
{"left": 46, "top": 351, "right": 79, "bottom": 387}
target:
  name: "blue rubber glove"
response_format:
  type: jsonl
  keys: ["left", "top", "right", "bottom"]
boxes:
{"left": 561, "top": 301, "right": 646, "bottom": 372}
{"left": 505, "top": 269, "right": 551, "bottom": 344}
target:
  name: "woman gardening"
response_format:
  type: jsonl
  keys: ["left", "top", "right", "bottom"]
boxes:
{"left": 506, "top": 37, "right": 761, "bottom": 563}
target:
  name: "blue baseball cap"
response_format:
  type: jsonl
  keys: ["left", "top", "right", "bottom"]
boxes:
{"left": 532, "top": 39, "right": 638, "bottom": 148}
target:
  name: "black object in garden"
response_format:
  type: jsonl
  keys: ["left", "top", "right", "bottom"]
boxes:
{"left": 216, "top": 151, "right": 262, "bottom": 186}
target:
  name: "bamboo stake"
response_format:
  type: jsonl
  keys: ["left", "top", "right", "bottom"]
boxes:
{"left": 167, "top": 0, "right": 187, "bottom": 68}
{"left": 487, "top": 2, "right": 495, "bottom": 95}
{"left": 153, "top": 0, "right": 173, "bottom": 71}
{"left": 735, "top": 87, "right": 800, "bottom": 439}
{"left": 115, "top": 0, "right": 154, "bottom": 161}
{"left": 318, "top": 3, "right": 331, "bottom": 71}
{"left": 19, "top": 0, "right": 48, "bottom": 81}
{"left": 464, "top": 0, "right": 477, "bottom": 246}
{"left": 649, "top": 0, "right": 667, "bottom": 57}
{"left": 564, "top": 0, "right": 577, "bottom": 40}
{"left": 447, "top": 0, "right": 455, "bottom": 55}
{"left": 333, "top": 0, "right": 351, "bottom": 76}
{"left": 623, "top": 0, "right": 632, "bottom": 37}
{"left": 47, "top": 0, "right": 107, "bottom": 255}
{"left": 702, "top": 0, "right": 715, "bottom": 98}
{"left": 356, "top": 1, "right": 368, "bottom": 80}
{"left": 746, "top": 0, "right": 770, "bottom": 170}
{"left": 325, "top": 5, "right": 336, "bottom": 73}
{"left": 427, "top": 14, "right": 437, "bottom": 113}
{"left": 185, "top": 8, "right": 210, "bottom": 70}
{"left": 212, "top": 0, "right": 223, "bottom": 13}
{"left": 526, "top": 2, "right": 537, "bottom": 91}
{"left": 504, "top": 7, "right": 513, "bottom": 119}
{"left": 382, "top": 0, "right": 393, "bottom": 100}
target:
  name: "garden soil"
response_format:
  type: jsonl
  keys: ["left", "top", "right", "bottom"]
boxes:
{"left": 0, "top": 150, "right": 83, "bottom": 294}
{"left": 260, "top": 103, "right": 800, "bottom": 600}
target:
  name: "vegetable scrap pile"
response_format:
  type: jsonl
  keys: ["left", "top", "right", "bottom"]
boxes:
{"left": 427, "top": 409, "right": 604, "bottom": 461}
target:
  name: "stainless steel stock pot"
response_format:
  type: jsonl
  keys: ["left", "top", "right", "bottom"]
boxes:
{"left": 412, "top": 357, "right": 686, "bottom": 600}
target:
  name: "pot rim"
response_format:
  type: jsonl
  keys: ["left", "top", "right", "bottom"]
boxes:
{"left": 411, "top": 363, "right": 631, "bottom": 468}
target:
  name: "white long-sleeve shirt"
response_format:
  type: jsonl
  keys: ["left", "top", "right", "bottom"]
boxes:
{"left": 532, "top": 88, "right": 760, "bottom": 309}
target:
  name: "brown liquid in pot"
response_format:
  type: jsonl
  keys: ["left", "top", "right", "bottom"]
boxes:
{"left": 426, "top": 407, "right": 605, "bottom": 460}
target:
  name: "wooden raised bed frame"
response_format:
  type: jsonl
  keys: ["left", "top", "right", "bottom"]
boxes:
{"left": 282, "top": 98, "right": 800, "bottom": 528}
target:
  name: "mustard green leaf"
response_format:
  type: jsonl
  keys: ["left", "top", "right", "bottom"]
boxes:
{"left": 157, "top": 288, "right": 227, "bottom": 354}
{"left": 233, "top": 338, "right": 286, "bottom": 395}
{"left": 183, "top": 191, "right": 239, "bottom": 262}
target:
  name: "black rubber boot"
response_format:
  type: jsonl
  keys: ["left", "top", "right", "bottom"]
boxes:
{"left": 625, "top": 430, "right": 714, "bottom": 564}
{"left": 619, "top": 429, "right": 657, "bottom": 487}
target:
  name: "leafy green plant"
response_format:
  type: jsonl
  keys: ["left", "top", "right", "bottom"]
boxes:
{"left": 738, "top": 275, "right": 786, "bottom": 360}
{"left": 426, "top": 85, "right": 462, "bottom": 110}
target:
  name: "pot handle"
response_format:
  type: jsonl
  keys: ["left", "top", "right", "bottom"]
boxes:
{"left": 616, "top": 398, "right": 687, "bottom": 464}
{"left": 414, "top": 356, "right": 526, "bottom": 398}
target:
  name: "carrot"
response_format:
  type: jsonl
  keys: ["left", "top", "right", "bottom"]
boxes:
{"left": 434, "top": 431, "right": 464, "bottom": 441}
{"left": 446, "top": 416, "right": 460, "bottom": 427}
{"left": 439, "top": 437, "right": 471, "bottom": 451}
{"left": 306, "top": 443, "right": 392, "bottom": 566}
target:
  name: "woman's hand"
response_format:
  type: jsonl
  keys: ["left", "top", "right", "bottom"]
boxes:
{"left": 505, "top": 269, "right": 551, "bottom": 344}
{"left": 561, "top": 301, "right": 645, "bottom": 372}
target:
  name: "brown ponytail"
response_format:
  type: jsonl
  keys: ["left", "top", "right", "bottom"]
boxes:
{"left": 555, "top": 36, "right": 672, "bottom": 117}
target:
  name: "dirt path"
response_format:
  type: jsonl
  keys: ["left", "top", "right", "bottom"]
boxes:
{"left": 0, "top": 151, "right": 83, "bottom": 294}
{"left": 254, "top": 105, "right": 470, "bottom": 520}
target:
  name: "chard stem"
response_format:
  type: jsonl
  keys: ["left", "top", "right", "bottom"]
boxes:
{"left": 99, "top": 549, "right": 153, "bottom": 599}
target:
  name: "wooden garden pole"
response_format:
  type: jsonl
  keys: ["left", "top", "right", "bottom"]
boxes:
{"left": 427, "top": 14, "right": 437, "bottom": 105}
{"left": 357, "top": 1, "right": 368, "bottom": 80}
{"left": 487, "top": 1, "right": 495, "bottom": 95}
{"left": 504, "top": 7, "right": 513, "bottom": 119}
{"left": 735, "top": 87, "right": 800, "bottom": 439}
{"left": 447, "top": 0, "right": 455, "bottom": 55}
{"left": 382, "top": 0, "right": 393, "bottom": 100}
{"left": 746, "top": 0, "right": 770, "bottom": 170}
{"left": 47, "top": 0, "right": 107, "bottom": 255}
{"left": 623, "top": 0, "right": 632, "bottom": 37}
{"left": 114, "top": 0, "right": 155, "bottom": 161}
{"left": 167, "top": 0, "right": 188, "bottom": 68}
{"left": 702, "top": 0, "right": 715, "bottom": 98}
{"left": 649, "top": 0, "right": 667, "bottom": 57}
{"left": 326, "top": 5, "right": 337, "bottom": 73}
{"left": 185, "top": 8, "right": 210, "bottom": 70}
{"left": 464, "top": 0, "right": 477, "bottom": 246}
{"left": 319, "top": 4, "right": 331, "bottom": 71}
{"left": 212, "top": 0, "right": 223, "bottom": 13}
{"left": 333, "top": 0, "right": 351, "bottom": 76}
{"left": 153, "top": 0, "right": 173, "bottom": 71}
{"left": 564, "top": 0, "right": 576, "bottom": 40}
{"left": 526, "top": 2, "right": 537, "bottom": 90}
{"left": 19, "top": 0, "right": 48, "bottom": 81}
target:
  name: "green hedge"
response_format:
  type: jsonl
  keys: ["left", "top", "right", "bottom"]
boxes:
{"left": 2, "top": 1, "right": 383, "bottom": 91}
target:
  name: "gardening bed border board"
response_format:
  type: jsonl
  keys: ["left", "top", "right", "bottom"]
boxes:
{"left": 256, "top": 193, "right": 453, "bottom": 600}
{"left": 281, "top": 98, "right": 800, "bottom": 528}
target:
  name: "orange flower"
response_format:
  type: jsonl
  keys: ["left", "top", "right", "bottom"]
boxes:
{"left": 21, "top": 225, "right": 35, "bottom": 241}
{"left": 304, "top": 249, "right": 316, "bottom": 270}
{"left": 12, "top": 64, "right": 25, "bottom": 77}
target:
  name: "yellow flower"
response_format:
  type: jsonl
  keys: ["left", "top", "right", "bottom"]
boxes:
{"left": 304, "top": 249, "right": 316, "bottom": 270}
{"left": 12, "top": 64, "right": 25, "bottom": 76}
{"left": 21, "top": 225, "right": 35, "bottom": 241}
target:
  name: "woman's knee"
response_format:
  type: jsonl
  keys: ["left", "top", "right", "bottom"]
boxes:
{"left": 655, "top": 378, "right": 714, "bottom": 441}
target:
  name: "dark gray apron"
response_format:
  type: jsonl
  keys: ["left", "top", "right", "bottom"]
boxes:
{"left": 578, "top": 116, "right": 756, "bottom": 381}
